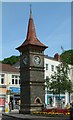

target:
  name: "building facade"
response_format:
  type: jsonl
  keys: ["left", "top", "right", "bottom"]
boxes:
{"left": 44, "top": 55, "right": 73, "bottom": 108}
{"left": 0, "top": 63, "right": 20, "bottom": 112}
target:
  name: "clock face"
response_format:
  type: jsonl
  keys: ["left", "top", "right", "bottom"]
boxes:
{"left": 22, "top": 56, "right": 28, "bottom": 65}
{"left": 33, "top": 56, "right": 41, "bottom": 65}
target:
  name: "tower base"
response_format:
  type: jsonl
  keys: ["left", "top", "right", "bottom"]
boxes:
{"left": 19, "top": 104, "right": 44, "bottom": 114}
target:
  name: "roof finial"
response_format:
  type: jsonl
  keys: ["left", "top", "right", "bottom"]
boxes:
{"left": 30, "top": 4, "right": 32, "bottom": 19}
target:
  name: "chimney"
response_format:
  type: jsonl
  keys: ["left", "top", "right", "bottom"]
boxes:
{"left": 54, "top": 53, "right": 61, "bottom": 62}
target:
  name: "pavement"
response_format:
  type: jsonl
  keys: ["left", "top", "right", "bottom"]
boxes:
{"left": 9, "top": 109, "right": 19, "bottom": 114}
{"left": 0, "top": 113, "right": 2, "bottom": 120}
{"left": 2, "top": 109, "right": 70, "bottom": 120}
{"left": 0, "top": 109, "right": 19, "bottom": 120}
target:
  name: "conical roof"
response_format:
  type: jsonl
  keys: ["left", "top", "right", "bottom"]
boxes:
{"left": 16, "top": 7, "right": 48, "bottom": 51}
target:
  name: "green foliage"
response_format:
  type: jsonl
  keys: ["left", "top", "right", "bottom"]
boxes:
{"left": 45, "top": 77, "right": 50, "bottom": 88}
{"left": 2, "top": 55, "right": 20, "bottom": 65}
{"left": 45, "top": 62, "right": 73, "bottom": 99}
{"left": 60, "top": 49, "right": 73, "bottom": 65}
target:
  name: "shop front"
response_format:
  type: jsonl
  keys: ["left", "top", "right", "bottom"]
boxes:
{"left": 0, "top": 86, "right": 6, "bottom": 112}
{"left": 10, "top": 87, "right": 20, "bottom": 110}
{"left": 46, "top": 94, "right": 65, "bottom": 108}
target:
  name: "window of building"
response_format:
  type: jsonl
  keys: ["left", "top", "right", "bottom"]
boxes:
{"left": 51, "top": 65, "right": 54, "bottom": 71}
{"left": 46, "top": 64, "right": 48, "bottom": 70}
{"left": 12, "top": 79, "right": 14, "bottom": 84}
{"left": 46, "top": 76, "right": 49, "bottom": 80}
{"left": 15, "top": 76, "right": 18, "bottom": 78}
{"left": 19, "top": 80, "right": 20, "bottom": 84}
{"left": 0, "top": 74, "right": 5, "bottom": 84}
{"left": 55, "top": 66, "right": 58, "bottom": 70}
{"left": 15, "top": 79, "right": 18, "bottom": 84}
{"left": 12, "top": 75, "right": 14, "bottom": 78}
{"left": 1, "top": 78, "right": 4, "bottom": 84}
{"left": 12, "top": 75, "right": 20, "bottom": 85}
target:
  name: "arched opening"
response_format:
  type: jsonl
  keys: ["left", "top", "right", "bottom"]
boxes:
{"left": 34, "top": 97, "right": 42, "bottom": 104}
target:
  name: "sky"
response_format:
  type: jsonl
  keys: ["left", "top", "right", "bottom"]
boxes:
{"left": 1, "top": 2, "right": 71, "bottom": 60}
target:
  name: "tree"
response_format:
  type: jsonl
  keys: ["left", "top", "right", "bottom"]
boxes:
{"left": 52, "top": 62, "right": 72, "bottom": 95}
{"left": 60, "top": 49, "right": 73, "bottom": 65}
{"left": 2, "top": 56, "right": 19, "bottom": 65}
{"left": 45, "top": 62, "right": 73, "bottom": 108}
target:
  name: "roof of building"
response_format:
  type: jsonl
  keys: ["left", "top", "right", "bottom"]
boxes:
{"left": 0, "top": 63, "right": 19, "bottom": 73}
{"left": 45, "top": 55, "right": 61, "bottom": 62}
{"left": 16, "top": 7, "right": 48, "bottom": 51}
{"left": 12, "top": 61, "right": 20, "bottom": 69}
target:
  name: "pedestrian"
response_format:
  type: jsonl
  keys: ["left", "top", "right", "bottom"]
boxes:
{"left": 49, "top": 97, "right": 53, "bottom": 107}
{"left": 9, "top": 101, "right": 12, "bottom": 112}
{"left": 19, "top": 100, "right": 21, "bottom": 110}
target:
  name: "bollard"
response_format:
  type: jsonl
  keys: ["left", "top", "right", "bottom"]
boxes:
{"left": 70, "top": 103, "right": 73, "bottom": 120}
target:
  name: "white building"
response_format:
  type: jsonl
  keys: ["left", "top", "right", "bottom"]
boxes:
{"left": 44, "top": 54, "right": 73, "bottom": 108}
{"left": 0, "top": 63, "right": 20, "bottom": 112}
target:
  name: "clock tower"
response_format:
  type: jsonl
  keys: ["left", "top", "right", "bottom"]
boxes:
{"left": 16, "top": 7, "right": 48, "bottom": 114}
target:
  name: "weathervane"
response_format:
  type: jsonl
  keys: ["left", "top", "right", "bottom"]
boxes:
{"left": 30, "top": 4, "right": 32, "bottom": 18}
